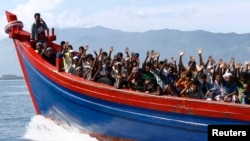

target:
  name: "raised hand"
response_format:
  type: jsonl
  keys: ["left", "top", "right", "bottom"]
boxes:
{"left": 189, "top": 56, "right": 195, "bottom": 61}
{"left": 94, "top": 50, "right": 97, "bottom": 56}
{"left": 150, "top": 50, "right": 155, "bottom": 58}
{"left": 171, "top": 57, "right": 176, "bottom": 62}
{"left": 155, "top": 52, "right": 160, "bottom": 57}
{"left": 179, "top": 51, "right": 185, "bottom": 56}
{"left": 84, "top": 45, "right": 89, "bottom": 50}
{"left": 230, "top": 57, "right": 235, "bottom": 63}
{"left": 146, "top": 51, "right": 150, "bottom": 57}
{"left": 99, "top": 48, "right": 103, "bottom": 54}
{"left": 124, "top": 47, "right": 129, "bottom": 53}
{"left": 110, "top": 46, "right": 114, "bottom": 52}
{"left": 198, "top": 49, "right": 202, "bottom": 55}
{"left": 164, "top": 58, "right": 168, "bottom": 64}
{"left": 208, "top": 55, "right": 213, "bottom": 61}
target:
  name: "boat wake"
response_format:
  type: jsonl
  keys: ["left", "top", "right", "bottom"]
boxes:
{"left": 22, "top": 115, "right": 98, "bottom": 141}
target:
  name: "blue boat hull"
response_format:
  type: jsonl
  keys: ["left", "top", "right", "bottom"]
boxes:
{"left": 17, "top": 46, "right": 250, "bottom": 141}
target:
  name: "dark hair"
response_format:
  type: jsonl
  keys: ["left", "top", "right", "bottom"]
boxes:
{"left": 102, "top": 51, "right": 108, "bottom": 57}
{"left": 159, "top": 61, "right": 164, "bottom": 65}
{"left": 146, "top": 61, "right": 152, "bottom": 67}
{"left": 186, "top": 72, "right": 193, "bottom": 78}
{"left": 192, "top": 79, "right": 200, "bottom": 86}
{"left": 241, "top": 72, "right": 250, "bottom": 79}
{"left": 34, "top": 13, "right": 40, "bottom": 17}
{"left": 60, "top": 41, "right": 65, "bottom": 46}
{"left": 188, "top": 60, "right": 196, "bottom": 67}
{"left": 105, "top": 57, "right": 111, "bottom": 61}
{"left": 117, "top": 52, "right": 123, "bottom": 57}
{"left": 79, "top": 46, "right": 84, "bottom": 50}
{"left": 68, "top": 45, "right": 73, "bottom": 49}
{"left": 201, "top": 74, "right": 207, "bottom": 79}
{"left": 134, "top": 53, "right": 139, "bottom": 57}
{"left": 86, "top": 54, "right": 93, "bottom": 58}
{"left": 105, "top": 66, "right": 112, "bottom": 72}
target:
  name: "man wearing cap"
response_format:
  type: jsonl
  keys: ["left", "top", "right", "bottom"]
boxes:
{"left": 35, "top": 42, "right": 43, "bottom": 55}
{"left": 42, "top": 47, "right": 56, "bottom": 66}
{"left": 220, "top": 72, "right": 239, "bottom": 103}
{"left": 31, "top": 13, "right": 49, "bottom": 44}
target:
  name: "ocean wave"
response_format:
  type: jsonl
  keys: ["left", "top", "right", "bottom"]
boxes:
{"left": 22, "top": 115, "right": 98, "bottom": 141}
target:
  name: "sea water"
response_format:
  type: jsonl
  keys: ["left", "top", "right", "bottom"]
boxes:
{"left": 0, "top": 80, "right": 97, "bottom": 141}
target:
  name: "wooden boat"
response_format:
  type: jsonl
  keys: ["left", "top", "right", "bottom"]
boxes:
{"left": 4, "top": 11, "right": 250, "bottom": 141}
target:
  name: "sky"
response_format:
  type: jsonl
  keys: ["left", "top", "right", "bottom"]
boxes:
{"left": 1, "top": 0, "right": 250, "bottom": 40}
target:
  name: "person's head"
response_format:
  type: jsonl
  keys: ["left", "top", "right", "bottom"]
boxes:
{"left": 121, "top": 71, "right": 127, "bottom": 79}
{"left": 88, "top": 57, "right": 95, "bottom": 65}
{"left": 101, "top": 51, "right": 108, "bottom": 59}
{"left": 223, "top": 72, "right": 234, "bottom": 84}
{"left": 146, "top": 79, "right": 157, "bottom": 92}
{"left": 76, "top": 67, "right": 83, "bottom": 77}
{"left": 34, "top": 13, "right": 41, "bottom": 22}
{"left": 134, "top": 68, "right": 144, "bottom": 84}
{"left": 34, "top": 13, "right": 40, "bottom": 17}
{"left": 86, "top": 54, "right": 93, "bottom": 62}
{"left": 132, "top": 52, "right": 139, "bottom": 60}
{"left": 243, "top": 84, "right": 250, "bottom": 93}
{"left": 132, "top": 67, "right": 139, "bottom": 74}
{"left": 185, "top": 72, "right": 193, "bottom": 81}
{"left": 158, "top": 61, "right": 164, "bottom": 67}
{"left": 69, "top": 50, "right": 74, "bottom": 58}
{"left": 167, "top": 66, "right": 174, "bottom": 75}
{"left": 60, "top": 41, "right": 65, "bottom": 47}
{"left": 191, "top": 80, "right": 199, "bottom": 92}
{"left": 153, "top": 60, "right": 158, "bottom": 69}
{"left": 46, "top": 47, "right": 53, "bottom": 56}
{"left": 103, "top": 57, "right": 111, "bottom": 66}
{"left": 105, "top": 66, "right": 113, "bottom": 76}
{"left": 73, "top": 56, "right": 79, "bottom": 64}
{"left": 116, "top": 52, "right": 123, "bottom": 61}
{"left": 115, "top": 62, "right": 123, "bottom": 72}
{"left": 78, "top": 46, "right": 84, "bottom": 54}
{"left": 42, "top": 41, "right": 47, "bottom": 48}
{"left": 68, "top": 45, "right": 73, "bottom": 50}
{"left": 188, "top": 60, "right": 196, "bottom": 70}
{"left": 36, "top": 42, "right": 42, "bottom": 50}
{"left": 207, "top": 65, "right": 213, "bottom": 73}
{"left": 145, "top": 61, "right": 152, "bottom": 72}
{"left": 117, "top": 63, "right": 122, "bottom": 69}
{"left": 201, "top": 74, "right": 207, "bottom": 83}
{"left": 60, "top": 41, "right": 66, "bottom": 51}
{"left": 131, "top": 60, "right": 138, "bottom": 67}
{"left": 134, "top": 53, "right": 139, "bottom": 58}
{"left": 240, "top": 72, "right": 249, "bottom": 83}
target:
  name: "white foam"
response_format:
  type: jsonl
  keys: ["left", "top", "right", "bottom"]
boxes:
{"left": 23, "top": 115, "right": 98, "bottom": 141}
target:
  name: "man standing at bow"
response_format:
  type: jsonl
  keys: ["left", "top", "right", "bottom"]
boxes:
{"left": 30, "top": 13, "right": 48, "bottom": 44}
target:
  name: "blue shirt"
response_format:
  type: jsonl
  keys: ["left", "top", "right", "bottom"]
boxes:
{"left": 221, "top": 79, "right": 238, "bottom": 96}
{"left": 161, "top": 71, "right": 177, "bottom": 86}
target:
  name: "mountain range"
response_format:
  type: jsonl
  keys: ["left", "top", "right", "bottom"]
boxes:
{"left": 1, "top": 26, "right": 250, "bottom": 75}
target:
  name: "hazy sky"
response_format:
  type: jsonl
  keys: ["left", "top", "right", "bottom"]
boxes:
{"left": 1, "top": 0, "right": 250, "bottom": 40}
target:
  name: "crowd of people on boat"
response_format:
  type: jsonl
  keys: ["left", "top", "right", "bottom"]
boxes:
{"left": 30, "top": 13, "right": 250, "bottom": 105}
